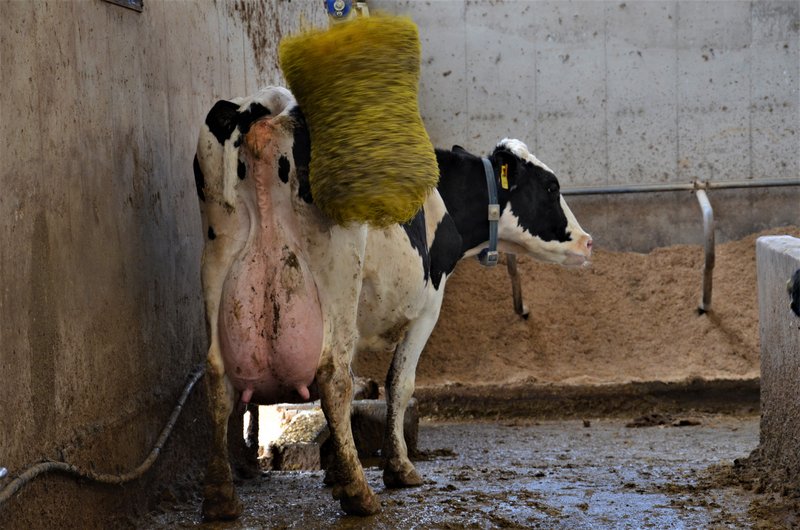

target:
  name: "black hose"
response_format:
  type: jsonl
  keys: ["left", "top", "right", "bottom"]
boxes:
{"left": 0, "top": 366, "right": 204, "bottom": 510}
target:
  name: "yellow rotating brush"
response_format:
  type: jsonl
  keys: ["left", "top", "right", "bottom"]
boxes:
{"left": 279, "top": 15, "right": 438, "bottom": 227}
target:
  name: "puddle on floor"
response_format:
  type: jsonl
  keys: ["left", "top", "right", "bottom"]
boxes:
{"left": 141, "top": 415, "right": 779, "bottom": 529}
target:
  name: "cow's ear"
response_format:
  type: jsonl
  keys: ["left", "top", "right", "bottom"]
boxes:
{"left": 205, "top": 100, "right": 240, "bottom": 144}
{"left": 492, "top": 148, "right": 519, "bottom": 191}
{"left": 451, "top": 144, "right": 468, "bottom": 154}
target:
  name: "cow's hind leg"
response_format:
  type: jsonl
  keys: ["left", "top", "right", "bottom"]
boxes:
{"left": 201, "top": 348, "right": 242, "bottom": 521}
{"left": 308, "top": 224, "right": 375, "bottom": 514}
{"left": 383, "top": 303, "right": 442, "bottom": 488}
{"left": 317, "top": 351, "right": 380, "bottom": 515}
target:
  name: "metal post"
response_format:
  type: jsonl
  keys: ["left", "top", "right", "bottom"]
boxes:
{"left": 695, "top": 188, "right": 715, "bottom": 313}
{"left": 506, "top": 254, "right": 529, "bottom": 319}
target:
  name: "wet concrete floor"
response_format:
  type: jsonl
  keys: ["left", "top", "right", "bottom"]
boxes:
{"left": 144, "top": 414, "right": 770, "bottom": 529}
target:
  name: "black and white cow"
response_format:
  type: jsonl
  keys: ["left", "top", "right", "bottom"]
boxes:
{"left": 194, "top": 86, "right": 591, "bottom": 520}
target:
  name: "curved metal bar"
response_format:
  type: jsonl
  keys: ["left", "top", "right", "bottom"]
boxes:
{"left": 536, "top": 177, "right": 797, "bottom": 316}
{"left": 696, "top": 189, "right": 715, "bottom": 313}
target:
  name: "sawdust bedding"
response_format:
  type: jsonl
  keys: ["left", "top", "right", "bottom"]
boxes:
{"left": 353, "top": 226, "right": 800, "bottom": 388}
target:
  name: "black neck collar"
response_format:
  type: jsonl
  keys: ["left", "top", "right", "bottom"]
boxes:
{"left": 477, "top": 157, "right": 500, "bottom": 267}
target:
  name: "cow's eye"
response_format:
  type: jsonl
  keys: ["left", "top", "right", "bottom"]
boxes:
{"left": 547, "top": 183, "right": 559, "bottom": 194}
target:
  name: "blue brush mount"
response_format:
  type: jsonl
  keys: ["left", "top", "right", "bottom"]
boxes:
{"left": 326, "top": 0, "right": 353, "bottom": 20}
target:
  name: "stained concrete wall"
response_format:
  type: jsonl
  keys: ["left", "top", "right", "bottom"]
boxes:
{"left": 374, "top": 0, "right": 799, "bottom": 250}
{"left": 756, "top": 236, "right": 800, "bottom": 489}
{"left": 0, "top": 1, "right": 325, "bottom": 526}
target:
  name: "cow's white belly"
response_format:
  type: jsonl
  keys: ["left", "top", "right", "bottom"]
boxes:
{"left": 356, "top": 225, "right": 434, "bottom": 353}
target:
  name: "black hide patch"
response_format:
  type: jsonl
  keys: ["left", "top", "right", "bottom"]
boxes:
{"left": 491, "top": 146, "right": 570, "bottom": 243}
{"left": 237, "top": 160, "right": 246, "bottom": 180}
{"left": 402, "top": 210, "right": 430, "bottom": 284}
{"left": 428, "top": 214, "right": 462, "bottom": 290}
{"left": 401, "top": 208, "right": 462, "bottom": 290}
{"left": 290, "top": 106, "right": 313, "bottom": 203}
{"left": 278, "top": 155, "right": 290, "bottom": 183}
{"left": 205, "top": 100, "right": 240, "bottom": 144}
{"left": 790, "top": 269, "right": 800, "bottom": 317}
{"left": 434, "top": 147, "right": 495, "bottom": 255}
{"left": 205, "top": 100, "right": 271, "bottom": 146}
{"left": 506, "top": 166, "right": 570, "bottom": 243}
{"left": 208, "top": 226, "right": 216, "bottom": 240}
{"left": 193, "top": 155, "right": 205, "bottom": 202}
{"left": 236, "top": 102, "right": 271, "bottom": 136}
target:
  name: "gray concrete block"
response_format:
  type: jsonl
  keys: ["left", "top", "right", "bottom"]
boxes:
{"left": 756, "top": 235, "right": 800, "bottom": 484}
{"left": 272, "top": 442, "right": 322, "bottom": 471}
{"left": 269, "top": 409, "right": 328, "bottom": 471}
{"left": 268, "top": 399, "right": 420, "bottom": 471}
{"left": 350, "top": 398, "right": 419, "bottom": 458}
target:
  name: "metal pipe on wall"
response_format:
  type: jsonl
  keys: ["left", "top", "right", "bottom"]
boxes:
{"left": 561, "top": 177, "right": 800, "bottom": 196}
{"left": 506, "top": 254, "right": 529, "bottom": 319}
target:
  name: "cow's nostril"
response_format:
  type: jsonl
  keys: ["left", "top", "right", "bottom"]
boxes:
{"left": 586, "top": 239, "right": 593, "bottom": 252}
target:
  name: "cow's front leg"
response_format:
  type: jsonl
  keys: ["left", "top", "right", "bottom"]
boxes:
{"left": 201, "top": 346, "right": 242, "bottom": 521}
{"left": 383, "top": 302, "right": 443, "bottom": 488}
{"left": 317, "top": 350, "right": 380, "bottom": 515}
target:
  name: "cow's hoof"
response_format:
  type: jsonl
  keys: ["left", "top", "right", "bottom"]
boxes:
{"left": 202, "top": 484, "right": 243, "bottom": 521}
{"left": 333, "top": 484, "right": 380, "bottom": 516}
{"left": 383, "top": 466, "right": 423, "bottom": 489}
{"left": 202, "top": 497, "right": 243, "bottom": 521}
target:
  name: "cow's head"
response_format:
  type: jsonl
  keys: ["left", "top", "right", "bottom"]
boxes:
{"left": 492, "top": 139, "right": 592, "bottom": 266}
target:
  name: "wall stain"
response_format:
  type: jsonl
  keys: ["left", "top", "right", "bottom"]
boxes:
{"left": 229, "top": 0, "right": 283, "bottom": 75}
{"left": 28, "top": 211, "right": 59, "bottom": 444}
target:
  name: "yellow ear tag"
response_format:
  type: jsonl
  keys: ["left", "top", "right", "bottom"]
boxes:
{"left": 500, "top": 164, "right": 509, "bottom": 190}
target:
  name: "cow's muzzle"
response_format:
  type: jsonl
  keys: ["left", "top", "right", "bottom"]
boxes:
{"left": 565, "top": 235, "right": 593, "bottom": 266}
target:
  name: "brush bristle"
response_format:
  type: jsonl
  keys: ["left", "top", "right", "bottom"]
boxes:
{"left": 279, "top": 15, "right": 438, "bottom": 227}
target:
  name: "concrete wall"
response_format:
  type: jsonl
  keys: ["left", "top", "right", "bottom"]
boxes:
{"left": 375, "top": 0, "right": 799, "bottom": 250}
{"left": 756, "top": 236, "right": 800, "bottom": 489}
{"left": 0, "top": 0, "right": 325, "bottom": 526}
